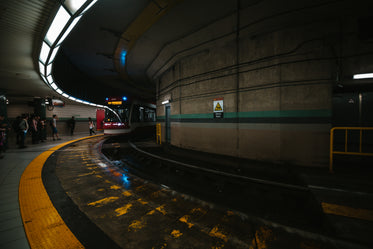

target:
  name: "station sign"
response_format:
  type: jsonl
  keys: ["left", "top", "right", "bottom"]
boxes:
{"left": 106, "top": 96, "right": 126, "bottom": 105}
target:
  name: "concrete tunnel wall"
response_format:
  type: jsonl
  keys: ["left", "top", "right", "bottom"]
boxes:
{"left": 150, "top": 1, "right": 373, "bottom": 167}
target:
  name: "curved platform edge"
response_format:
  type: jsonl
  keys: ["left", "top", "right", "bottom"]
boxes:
{"left": 18, "top": 134, "right": 104, "bottom": 249}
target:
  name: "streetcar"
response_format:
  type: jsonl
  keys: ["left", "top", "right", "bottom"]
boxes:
{"left": 103, "top": 96, "right": 156, "bottom": 135}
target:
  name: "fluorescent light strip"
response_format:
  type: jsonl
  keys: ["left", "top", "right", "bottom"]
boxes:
{"left": 39, "top": 1, "right": 101, "bottom": 108}
{"left": 51, "top": 83, "right": 58, "bottom": 90}
{"left": 353, "top": 73, "right": 373, "bottom": 79}
{"left": 41, "top": 75, "right": 48, "bottom": 83}
{"left": 82, "top": 0, "right": 98, "bottom": 14}
{"left": 64, "top": 0, "right": 87, "bottom": 14}
{"left": 47, "top": 75, "right": 53, "bottom": 83}
{"left": 39, "top": 42, "right": 50, "bottom": 64}
{"left": 39, "top": 62, "right": 45, "bottom": 75}
{"left": 46, "top": 63, "right": 52, "bottom": 75}
{"left": 49, "top": 46, "right": 61, "bottom": 62}
{"left": 57, "top": 15, "right": 82, "bottom": 46}
{"left": 45, "top": 6, "right": 71, "bottom": 45}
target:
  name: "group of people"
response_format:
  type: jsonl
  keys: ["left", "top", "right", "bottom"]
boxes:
{"left": 0, "top": 114, "right": 97, "bottom": 159}
{"left": 0, "top": 113, "right": 61, "bottom": 156}
{"left": 12, "top": 114, "right": 61, "bottom": 149}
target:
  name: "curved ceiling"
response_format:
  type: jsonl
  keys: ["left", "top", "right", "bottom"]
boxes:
{"left": 2, "top": 0, "right": 372, "bottom": 106}
{"left": 54, "top": 0, "right": 244, "bottom": 104}
{"left": 0, "top": 0, "right": 56, "bottom": 103}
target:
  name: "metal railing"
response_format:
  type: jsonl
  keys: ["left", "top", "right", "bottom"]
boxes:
{"left": 156, "top": 123, "right": 161, "bottom": 144}
{"left": 330, "top": 127, "right": 373, "bottom": 173}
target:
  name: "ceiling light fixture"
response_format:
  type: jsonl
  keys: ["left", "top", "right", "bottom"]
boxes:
{"left": 37, "top": 0, "right": 115, "bottom": 112}
{"left": 45, "top": 6, "right": 70, "bottom": 45}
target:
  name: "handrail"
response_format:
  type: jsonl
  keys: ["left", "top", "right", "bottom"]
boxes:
{"left": 156, "top": 123, "right": 161, "bottom": 144}
{"left": 330, "top": 127, "right": 373, "bottom": 173}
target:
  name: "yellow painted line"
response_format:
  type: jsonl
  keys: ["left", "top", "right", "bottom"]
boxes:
{"left": 128, "top": 219, "right": 146, "bottom": 232}
{"left": 110, "top": 185, "right": 122, "bottom": 190}
{"left": 78, "top": 172, "right": 96, "bottom": 177}
{"left": 137, "top": 198, "right": 148, "bottom": 205}
{"left": 252, "top": 226, "right": 274, "bottom": 249}
{"left": 179, "top": 215, "right": 194, "bottom": 228}
{"left": 115, "top": 204, "right": 133, "bottom": 216}
{"left": 88, "top": 196, "right": 119, "bottom": 207}
{"left": 123, "top": 190, "right": 133, "bottom": 197}
{"left": 171, "top": 230, "right": 183, "bottom": 239}
{"left": 156, "top": 204, "right": 167, "bottom": 215}
{"left": 147, "top": 210, "right": 156, "bottom": 215}
{"left": 209, "top": 226, "right": 228, "bottom": 242}
{"left": 322, "top": 202, "right": 373, "bottom": 221}
{"left": 19, "top": 134, "right": 104, "bottom": 249}
{"left": 191, "top": 207, "right": 207, "bottom": 215}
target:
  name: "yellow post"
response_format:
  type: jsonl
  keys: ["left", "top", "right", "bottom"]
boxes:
{"left": 329, "top": 128, "right": 335, "bottom": 173}
{"left": 359, "top": 129, "right": 362, "bottom": 153}
{"left": 329, "top": 127, "right": 373, "bottom": 173}
{"left": 156, "top": 123, "right": 161, "bottom": 144}
{"left": 344, "top": 129, "right": 348, "bottom": 152}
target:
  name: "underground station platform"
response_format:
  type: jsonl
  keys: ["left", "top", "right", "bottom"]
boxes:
{"left": 2, "top": 135, "right": 373, "bottom": 249}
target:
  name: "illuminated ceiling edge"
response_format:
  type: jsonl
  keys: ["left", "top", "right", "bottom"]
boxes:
{"left": 37, "top": 0, "right": 111, "bottom": 111}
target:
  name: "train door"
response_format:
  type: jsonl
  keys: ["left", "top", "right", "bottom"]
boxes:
{"left": 96, "top": 109, "right": 105, "bottom": 131}
{"left": 165, "top": 105, "right": 171, "bottom": 143}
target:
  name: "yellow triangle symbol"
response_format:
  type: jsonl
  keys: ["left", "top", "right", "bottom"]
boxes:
{"left": 215, "top": 102, "right": 222, "bottom": 111}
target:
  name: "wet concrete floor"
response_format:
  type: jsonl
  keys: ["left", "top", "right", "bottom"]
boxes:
{"left": 43, "top": 136, "right": 370, "bottom": 249}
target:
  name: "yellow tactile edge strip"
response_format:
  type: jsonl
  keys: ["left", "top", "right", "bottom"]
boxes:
{"left": 19, "top": 134, "right": 103, "bottom": 249}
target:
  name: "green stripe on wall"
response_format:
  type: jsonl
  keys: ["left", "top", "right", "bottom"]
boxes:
{"left": 157, "top": 109, "right": 331, "bottom": 120}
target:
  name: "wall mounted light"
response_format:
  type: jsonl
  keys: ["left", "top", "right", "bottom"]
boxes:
{"left": 162, "top": 100, "right": 170, "bottom": 105}
{"left": 353, "top": 73, "right": 373, "bottom": 79}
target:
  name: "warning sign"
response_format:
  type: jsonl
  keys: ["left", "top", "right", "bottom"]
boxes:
{"left": 215, "top": 102, "right": 222, "bottom": 111}
{"left": 213, "top": 98, "right": 224, "bottom": 113}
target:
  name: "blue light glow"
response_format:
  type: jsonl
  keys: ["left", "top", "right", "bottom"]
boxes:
{"left": 122, "top": 96, "right": 127, "bottom": 101}
{"left": 120, "top": 50, "right": 127, "bottom": 66}
{"left": 122, "top": 174, "right": 129, "bottom": 184}
{"left": 121, "top": 172, "right": 131, "bottom": 189}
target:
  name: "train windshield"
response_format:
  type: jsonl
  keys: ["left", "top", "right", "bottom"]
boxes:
{"left": 105, "top": 104, "right": 130, "bottom": 123}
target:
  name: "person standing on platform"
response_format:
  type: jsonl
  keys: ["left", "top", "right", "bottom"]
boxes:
{"left": 12, "top": 116, "right": 22, "bottom": 145}
{"left": 30, "top": 115, "right": 39, "bottom": 144}
{"left": 18, "top": 114, "right": 29, "bottom": 149}
{"left": 39, "top": 118, "right": 46, "bottom": 142}
{"left": 0, "top": 114, "right": 7, "bottom": 158}
{"left": 68, "top": 116, "right": 75, "bottom": 135}
{"left": 0, "top": 114, "right": 10, "bottom": 152}
{"left": 88, "top": 117, "right": 96, "bottom": 136}
{"left": 51, "top": 114, "right": 61, "bottom": 141}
